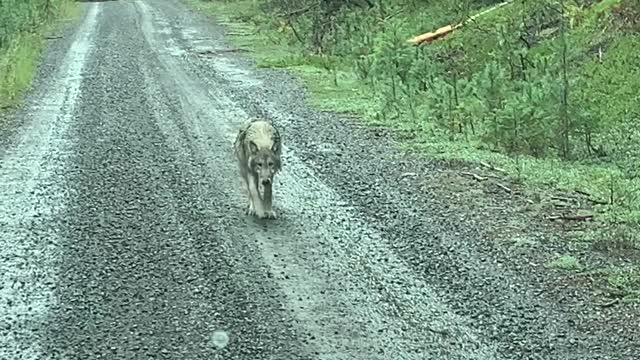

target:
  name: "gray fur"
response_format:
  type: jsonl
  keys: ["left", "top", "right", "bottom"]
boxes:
{"left": 233, "top": 118, "right": 282, "bottom": 219}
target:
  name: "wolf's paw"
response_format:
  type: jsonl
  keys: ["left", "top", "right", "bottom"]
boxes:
{"left": 246, "top": 205, "right": 256, "bottom": 216}
{"left": 257, "top": 209, "right": 277, "bottom": 219}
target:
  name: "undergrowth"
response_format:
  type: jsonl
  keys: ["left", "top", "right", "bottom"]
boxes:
{"left": 0, "top": 0, "right": 77, "bottom": 109}
{"left": 188, "top": 0, "right": 639, "bottom": 259}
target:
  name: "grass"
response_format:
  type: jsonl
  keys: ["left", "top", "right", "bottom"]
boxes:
{"left": 186, "top": 0, "right": 640, "bottom": 222}
{"left": 0, "top": 0, "right": 78, "bottom": 110}
{"left": 580, "top": 265, "right": 640, "bottom": 302}
{"left": 186, "top": 0, "right": 639, "bottom": 247}
{"left": 545, "top": 254, "right": 582, "bottom": 271}
{"left": 603, "top": 266, "right": 640, "bottom": 302}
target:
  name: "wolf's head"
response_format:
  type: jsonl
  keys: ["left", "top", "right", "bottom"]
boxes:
{"left": 248, "top": 140, "right": 281, "bottom": 186}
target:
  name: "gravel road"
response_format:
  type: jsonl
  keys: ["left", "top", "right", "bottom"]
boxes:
{"left": 1, "top": 0, "right": 638, "bottom": 359}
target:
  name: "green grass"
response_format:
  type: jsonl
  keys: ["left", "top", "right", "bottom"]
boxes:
{"left": 604, "top": 266, "right": 640, "bottom": 301}
{"left": 0, "top": 0, "right": 78, "bottom": 110}
{"left": 581, "top": 265, "right": 640, "bottom": 301}
{"left": 1, "top": 34, "right": 46, "bottom": 108}
{"left": 545, "top": 254, "right": 582, "bottom": 271}
{"left": 186, "top": 0, "right": 640, "bottom": 243}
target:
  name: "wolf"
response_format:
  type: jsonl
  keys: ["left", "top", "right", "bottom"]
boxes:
{"left": 233, "top": 118, "right": 282, "bottom": 219}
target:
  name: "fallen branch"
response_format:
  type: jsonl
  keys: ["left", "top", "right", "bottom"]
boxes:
{"left": 598, "top": 46, "right": 603, "bottom": 63}
{"left": 553, "top": 202, "right": 572, "bottom": 209}
{"left": 286, "top": 18, "right": 305, "bottom": 44}
{"left": 45, "top": 35, "right": 62, "bottom": 40}
{"left": 574, "top": 189, "right": 609, "bottom": 205}
{"left": 548, "top": 214, "right": 594, "bottom": 221}
{"left": 495, "top": 183, "right": 512, "bottom": 193}
{"left": 225, "top": 32, "right": 252, "bottom": 36}
{"left": 551, "top": 196, "right": 574, "bottom": 203}
{"left": 480, "top": 161, "right": 506, "bottom": 173}
{"left": 586, "top": 198, "right": 609, "bottom": 206}
{"left": 575, "top": 189, "right": 591, "bottom": 197}
{"left": 196, "top": 48, "right": 249, "bottom": 56}
{"left": 400, "top": 172, "right": 418, "bottom": 179}
{"left": 407, "top": 1, "right": 514, "bottom": 45}
{"left": 379, "top": 9, "right": 405, "bottom": 23}
{"left": 461, "top": 172, "right": 487, "bottom": 181}
{"left": 596, "top": 298, "right": 620, "bottom": 308}
{"left": 407, "top": 24, "right": 455, "bottom": 45}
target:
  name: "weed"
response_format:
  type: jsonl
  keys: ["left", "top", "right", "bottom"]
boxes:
{"left": 545, "top": 254, "right": 582, "bottom": 271}
{"left": 0, "top": 0, "right": 77, "bottom": 109}
{"left": 188, "top": 0, "right": 640, "bottom": 250}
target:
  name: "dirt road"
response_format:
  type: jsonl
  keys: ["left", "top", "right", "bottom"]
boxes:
{"left": 1, "top": 0, "right": 638, "bottom": 359}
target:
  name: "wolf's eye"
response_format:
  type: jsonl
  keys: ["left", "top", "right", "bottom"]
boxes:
{"left": 268, "top": 161, "right": 274, "bottom": 167}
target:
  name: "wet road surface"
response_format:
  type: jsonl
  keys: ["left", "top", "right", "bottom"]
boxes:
{"left": 1, "top": 0, "right": 638, "bottom": 359}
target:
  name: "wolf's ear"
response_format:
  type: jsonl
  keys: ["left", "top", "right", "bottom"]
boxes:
{"left": 271, "top": 140, "right": 281, "bottom": 153}
{"left": 249, "top": 141, "right": 259, "bottom": 154}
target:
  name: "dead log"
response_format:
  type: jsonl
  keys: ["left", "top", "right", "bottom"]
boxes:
{"left": 407, "top": 1, "right": 514, "bottom": 46}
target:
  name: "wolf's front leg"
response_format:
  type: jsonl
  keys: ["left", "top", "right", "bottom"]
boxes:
{"left": 247, "top": 173, "right": 265, "bottom": 218}
{"left": 261, "top": 182, "right": 277, "bottom": 219}
{"left": 240, "top": 175, "right": 254, "bottom": 215}
{"left": 246, "top": 190, "right": 256, "bottom": 216}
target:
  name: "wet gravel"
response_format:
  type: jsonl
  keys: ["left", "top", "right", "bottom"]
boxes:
{"left": 168, "top": 1, "right": 640, "bottom": 359}
{"left": 1, "top": 0, "right": 639, "bottom": 359}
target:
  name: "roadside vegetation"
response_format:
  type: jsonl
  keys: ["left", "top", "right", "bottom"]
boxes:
{"left": 195, "top": 0, "right": 640, "bottom": 296}
{"left": 0, "top": 0, "right": 76, "bottom": 109}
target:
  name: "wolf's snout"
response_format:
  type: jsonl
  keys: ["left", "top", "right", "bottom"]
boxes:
{"left": 261, "top": 179, "right": 272, "bottom": 185}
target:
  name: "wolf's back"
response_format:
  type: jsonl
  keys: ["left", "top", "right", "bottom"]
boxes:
{"left": 243, "top": 119, "right": 281, "bottom": 154}
{"left": 233, "top": 120, "right": 256, "bottom": 158}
